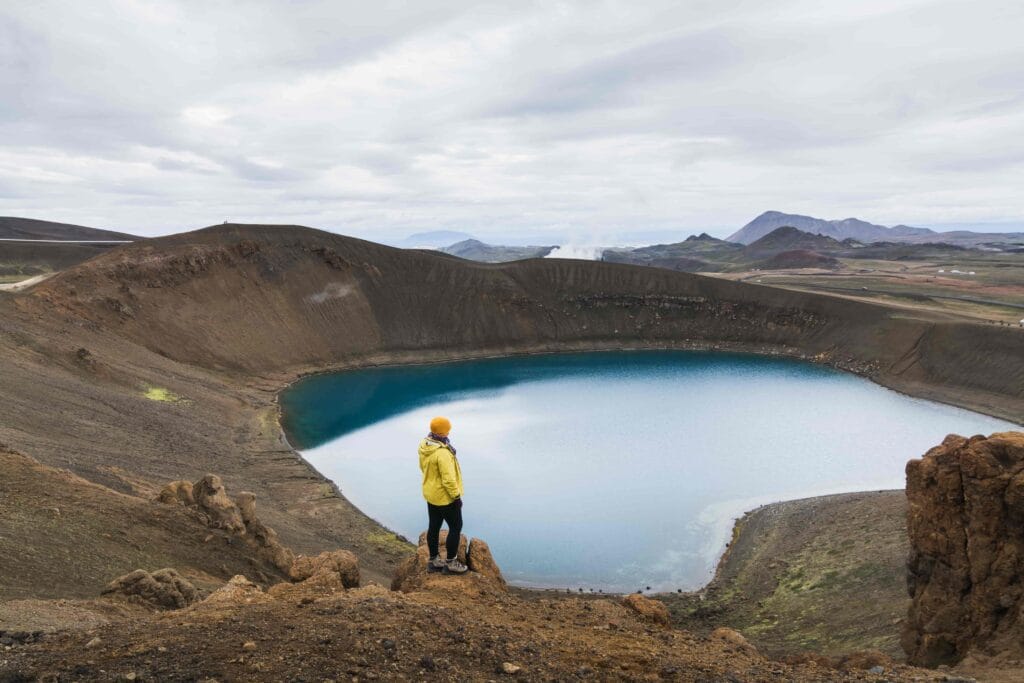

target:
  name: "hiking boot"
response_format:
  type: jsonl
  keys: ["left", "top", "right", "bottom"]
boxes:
{"left": 428, "top": 555, "right": 446, "bottom": 573}
{"left": 444, "top": 558, "right": 469, "bottom": 575}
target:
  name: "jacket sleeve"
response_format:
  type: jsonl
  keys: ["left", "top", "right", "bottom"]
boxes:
{"left": 437, "top": 451, "right": 461, "bottom": 500}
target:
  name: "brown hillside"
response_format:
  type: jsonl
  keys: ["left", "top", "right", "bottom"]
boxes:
{"left": 1, "top": 223, "right": 1021, "bottom": 594}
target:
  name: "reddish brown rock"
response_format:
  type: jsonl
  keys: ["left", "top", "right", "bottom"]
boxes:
{"left": 709, "top": 627, "right": 757, "bottom": 655}
{"left": 269, "top": 571, "right": 346, "bottom": 601}
{"left": 101, "top": 568, "right": 200, "bottom": 610}
{"left": 417, "top": 530, "right": 468, "bottom": 564}
{"left": 466, "top": 537, "right": 505, "bottom": 585}
{"left": 620, "top": 593, "right": 670, "bottom": 626}
{"left": 289, "top": 549, "right": 360, "bottom": 588}
{"left": 392, "top": 535, "right": 507, "bottom": 596}
{"left": 235, "top": 491, "right": 295, "bottom": 574}
{"left": 903, "top": 431, "right": 1024, "bottom": 666}
{"left": 156, "top": 480, "right": 194, "bottom": 506}
{"left": 196, "top": 575, "right": 271, "bottom": 608}
{"left": 192, "top": 474, "right": 245, "bottom": 533}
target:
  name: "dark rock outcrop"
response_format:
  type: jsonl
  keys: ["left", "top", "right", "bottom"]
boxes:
{"left": 902, "top": 431, "right": 1024, "bottom": 666}
{"left": 101, "top": 568, "right": 200, "bottom": 610}
{"left": 157, "top": 475, "right": 295, "bottom": 574}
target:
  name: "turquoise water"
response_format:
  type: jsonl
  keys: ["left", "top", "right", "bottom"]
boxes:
{"left": 281, "top": 351, "right": 1018, "bottom": 593}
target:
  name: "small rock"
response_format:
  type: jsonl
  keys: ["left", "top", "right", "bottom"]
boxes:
{"left": 125, "top": 673, "right": 137, "bottom": 681}
{"left": 85, "top": 637, "right": 102, "bottom": 649}
{"left": 419, "top": 655, "right": 436, "bottom": 671}
{"left": 242, "top": 641, "right": 257, "bottom": 651}
{"left": 868, "top": 665, "right": 885, "bottom": 674}
{"left": 501, "top": 662, "right": 522, "bottom": 675}
{"left": 381, "top": 638, "right": 396, "bottom": 651}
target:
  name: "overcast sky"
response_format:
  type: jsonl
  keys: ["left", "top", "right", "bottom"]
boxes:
{"left": 2, "top": 0, "right": 1024, "bottom": 242}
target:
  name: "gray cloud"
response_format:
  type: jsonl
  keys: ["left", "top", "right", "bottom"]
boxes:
{"left": 1, "top": 0, "right": 1023, "bottom": 240}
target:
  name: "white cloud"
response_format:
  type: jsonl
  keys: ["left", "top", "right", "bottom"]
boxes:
{"left": 1, "top": 0, "right": 1023, "bottom": 239}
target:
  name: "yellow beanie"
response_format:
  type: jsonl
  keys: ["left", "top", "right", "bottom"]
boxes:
{"left": 430, "top": 416, "right": 451, "bottom": 436}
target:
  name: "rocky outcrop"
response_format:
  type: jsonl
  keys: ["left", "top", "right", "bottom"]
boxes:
{"left": 157, "top": 474, "right": 294, "bottom": 574}
{"left": 268, "top": 571, "right": 347, "bottom": 601}
{"left": 465, "top": 537, "right": 504, "bottom": 584}
{"left": 902, "top": 431, "right": 1024, "bottom": 666}
{"left": 156, "top": 480, "right": 194, "bottom": 506}
{"left": 196, "top": 575, "right": 271, "bottom": 608}
{"left": 709, "top": 627, "right": 758, "bottom": 655}
{"left": 392, "top": 534, "right": 507, "bottom": 595}
{"left": 417, "top": 530, "right": 468, "bottom": 565}
{"left": 101, "top": 568, "right": 200, "bottom": 610}
{"left": 288, "top": 549, "right": 360, "bottom": 588}
{"left": 621, "top": 593, "right": 670, "bottom": 625}
{"left": 192, "top": 474, "right": 245, "bottom": 533}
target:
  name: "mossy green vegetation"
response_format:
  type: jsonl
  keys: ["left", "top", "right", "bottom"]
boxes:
{"left": 660, "top": 491, "right": 909, "bottom": 658}
{"left": 366, "top": 531, "right": 414, "bottom": 554}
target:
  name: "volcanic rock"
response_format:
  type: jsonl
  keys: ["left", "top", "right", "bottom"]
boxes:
{"left": 903, "top": 431, "right": 1024, "bottom": 666}
{"left": 268, "top": 571, "right": 346, "bottom": 601}
{"left": 156, "top": 481, "right": 194, "bottom": 506}
{"left": 466, "top": 537, "right": 505, "bottom": 585}
{"left": 621, "top": 593, "right": 670, "bottom": 625}
{"left": 709, "top": 627, "right": 757, "bottom": 655}
{"left": 288, "top": 549, "right": 360, "bottom": 588}
{"left": 192, "top": 475, "right": 245, "bottom": 533}
{"left": 417, "top": 530, "right": 468, "bottom": 564}
{"left": 101, "top": 568, "right": 200, "bottom": 610}
{"left": 197, "top": 575, "right": 271, "bottom": 608}
{"left": 155, "top": 475, "right": 295, "bottom": 575}
{"left": 235, "top": 491, "right": 295, "bottom": 574}
{"left": 393, "top": 535, "right": 506, "bottom": 595}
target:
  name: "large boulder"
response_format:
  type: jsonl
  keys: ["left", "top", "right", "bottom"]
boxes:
{"left": 101, "top": 568, "right": 200, "bottom": 610}
{"left": 902, "top": 432, "right": 1024, "bottom": 666}
{"left": 621, "top": 593, "right": 670, "bottom": 626}
{"left": 466, "top": 537, "right": 505, "bottom": 585}
{"left": 289, "top": 549, "right": 360, "bottom": 588}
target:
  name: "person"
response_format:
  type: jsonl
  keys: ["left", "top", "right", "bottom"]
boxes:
{"left": 418, "top": 416, "right": 468, "bottom": 574}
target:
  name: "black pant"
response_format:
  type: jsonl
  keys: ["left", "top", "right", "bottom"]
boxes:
{"left": 427, "top": 501, "right": 463, "bottom": 560}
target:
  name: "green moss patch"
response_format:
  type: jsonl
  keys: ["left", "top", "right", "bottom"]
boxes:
{"left": 366, "top": 531, "right": 414, "bottom": 554}
{"left": 143, "top": 386, "right": 184, "bottom": 403}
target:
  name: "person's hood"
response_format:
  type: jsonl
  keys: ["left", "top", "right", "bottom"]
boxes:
{"left": 418, "top": 437, "right": 451, "bottom": 469}
{"left": 418, "top": 437, "right": 447, "bottom": 458}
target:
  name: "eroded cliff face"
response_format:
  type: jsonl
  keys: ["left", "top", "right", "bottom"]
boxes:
{"left": 903, "top": 431, "right": 1024, "bottom": 666}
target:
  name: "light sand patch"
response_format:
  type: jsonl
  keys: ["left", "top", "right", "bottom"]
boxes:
{"left": 306, "top": 282, "right": 355, "bottom": 304}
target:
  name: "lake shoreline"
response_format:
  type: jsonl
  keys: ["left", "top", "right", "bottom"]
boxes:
{"left": 272, "top": 344, "right": 1018, "bottom": 594}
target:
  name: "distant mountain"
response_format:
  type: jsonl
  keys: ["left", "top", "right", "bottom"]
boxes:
{"left": 0, "top": 217, "right": 136, "bottom": 241}
{"left": 742, "top": 226, "right": 844, "bottom": 257}
{"left": 440, "top": 239, "right": 556, "bottom": 263}
{"left": 728, "top": 211, "right": 933, "bottom": 244}
{"left": 600, "top": 233, "right": 742, "bottom": 272}
{"left": 400, "top": 230, "right": 476, "bottom": 248}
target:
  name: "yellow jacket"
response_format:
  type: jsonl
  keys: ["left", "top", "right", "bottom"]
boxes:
{"left": 419, "top": 437, "right": 463, "bottom": 506}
